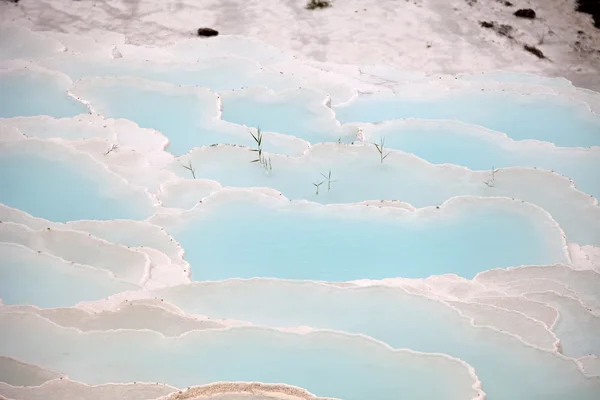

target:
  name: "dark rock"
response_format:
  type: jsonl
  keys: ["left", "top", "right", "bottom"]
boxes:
{"left": 514, "top": 9, "right": 536, "bottom": 19}
{"left": 575, "top": 0, "right": 600, "bottom": 29}
{"left": 306, "top": 0, "right": 331, "bottom": 10}
{"left": 197, "top": 28, "right": 219, "bottom": 37}
{"left": 523, "top": 44, "right": 546, "bottom": 59}
{"left": 479, "top": 21, "right": 513, "bottom": 38}
{"left": 504, "top": 1, "right": 513, "bottom": 6}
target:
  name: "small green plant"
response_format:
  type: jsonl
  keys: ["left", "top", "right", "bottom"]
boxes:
{"left": 306, "top": 0, "right": 331, "bottom": 10}
{"left": 483, "top": 166, "right": 499, "bottom": 187}
{"left": 321, "top": 169, "right": 337, "bottom": 191}
{"left": 313, "top": 180, "right": 325, "bottom": 195}
{"left": 249, "top": 127, "right": 273, "bottom": 174}
{"left": 104, "top": 143, "right": 119, "bottom": 156}
{"left": 182, "top": 161, "right": 196, "bottom": 179}
{"left": 250, "top": 127, "right": 264, "bottom": 163}
{"left": 374, "top": 137, "right": 391, "bottom": 163}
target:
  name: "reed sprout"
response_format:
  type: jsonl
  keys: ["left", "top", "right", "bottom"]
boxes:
{"left": 374, "top": 137, "right": 391, "bottom": 163}
{"left": 313, "top": 180, "right": 325, "bottom": 195}
{"left": 320, "top": 169, "right": 337, "bottom": 191}
{"left": 250, "top": 127, "right": 264, "bottom": 164}
{"left": 182, "top": 161, "right": 196, "bottom": 179}
{"left": 249, "top": 127, "right": 273, "bottom": 174}
{"left": 104, "top": 143, "right": 119, "bottom": 156}
{"left": 483, "top": 166, "right": 499, "bottom": 187}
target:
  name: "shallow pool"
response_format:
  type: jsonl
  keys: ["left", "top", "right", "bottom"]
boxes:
{"left": 161, "top": 194, "right": 567, "bottom": 281}
{"left": 334, "top": 91, "right": 600, "bottom": 148}
{"left": 0, "top": 140, "right": 153, "bottom": 222}
{"left": 0, "top": 68, "right": 87, "bottom": 118}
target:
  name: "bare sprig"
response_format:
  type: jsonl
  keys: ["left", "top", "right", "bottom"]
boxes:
{"left": 182, "top": 161, "right": 196, "bottom": 179}
{"left": 320, "top": 169, "right": 337, "bottom": 191}
{"left": 104, "top": 143, "right": 119, "bottom": 156}
{"left": 313, "top": 180, "right": 325, "bottom": 195}
{"left": 374, "top": 137, "right": 391, "bottom": 163}
{"left": 483, "top": 166, "right": 500, "bottom": 188}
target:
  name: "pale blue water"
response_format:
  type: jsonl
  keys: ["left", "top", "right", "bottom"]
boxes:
{"left": 154, "top": 280, "right": 600, "bottom": 400}
{"left": 220, "top": 90, "right": 349, "bottom": 144}
{"left": 174, "top": 146, "right": 600, "bottom": 246}
{"left": 0, "top": 312, "right": 476, "bottom": 400}
{"left": 72, "top": 80, "right": 299, "bottom": 155}
{"left": 0, "top": 71, "right": 87, "bottom": 118}
{"left": 73, "top": 82, "right": 223, "bottom": 156}
{"left": 0, "top": 243, "right": 137, "bottom": 308}
{"left": 167, "top": 198, "right": 566, "bottom": 281}
{"left": 334, "top": 92, "right": 600, "bottom": 148}
{"left": 0, "top": 145, "right": 152, "bottom": 222}
{"left": 365, "top": 123, "right": 600, "bottom": 199}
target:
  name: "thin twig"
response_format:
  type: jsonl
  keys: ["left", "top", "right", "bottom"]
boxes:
{"left": 182, "top": 161, "right": 196, "bottom": 179}
{"left": 104, "top": 143, "right": 119, "bottom": 156}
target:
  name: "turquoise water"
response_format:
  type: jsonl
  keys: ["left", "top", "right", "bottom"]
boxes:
{"left": 0, "top": 142, "right": 153, "bottom": 222}
{"left": 71, "top": 79, "right": 301, "bottom": 155}
{"left": 0, "top": 312, "right": 477, "bottom": 400}
{"left": 362, "top": 121, "right": 600, "bottom": 199}
{"left": 165, "top": 196, "right": 566, "bottom": 281}
{"left": 178, "top": 146, "right": 600, "bottom": 246}
{"left": 153, "top": 280, "right": 600, "bottom": 400}
{"left": 0, "top": 243, "right": 137, "bottom": 308}
{"left": 71, "top": 80, "right": 222, "bottom": 156}
{"left": 334, "top": 92, "right": 600, "bottom": 148}
{"left": 0, "top": 70, "right": 87, "bottom": 118}
{"left": 220, "top": 89, "right": 348, "bottom": 144}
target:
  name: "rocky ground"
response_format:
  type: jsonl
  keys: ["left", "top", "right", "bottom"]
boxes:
{"left": 0, "top": 0, "right": 598, "bottom": 87}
